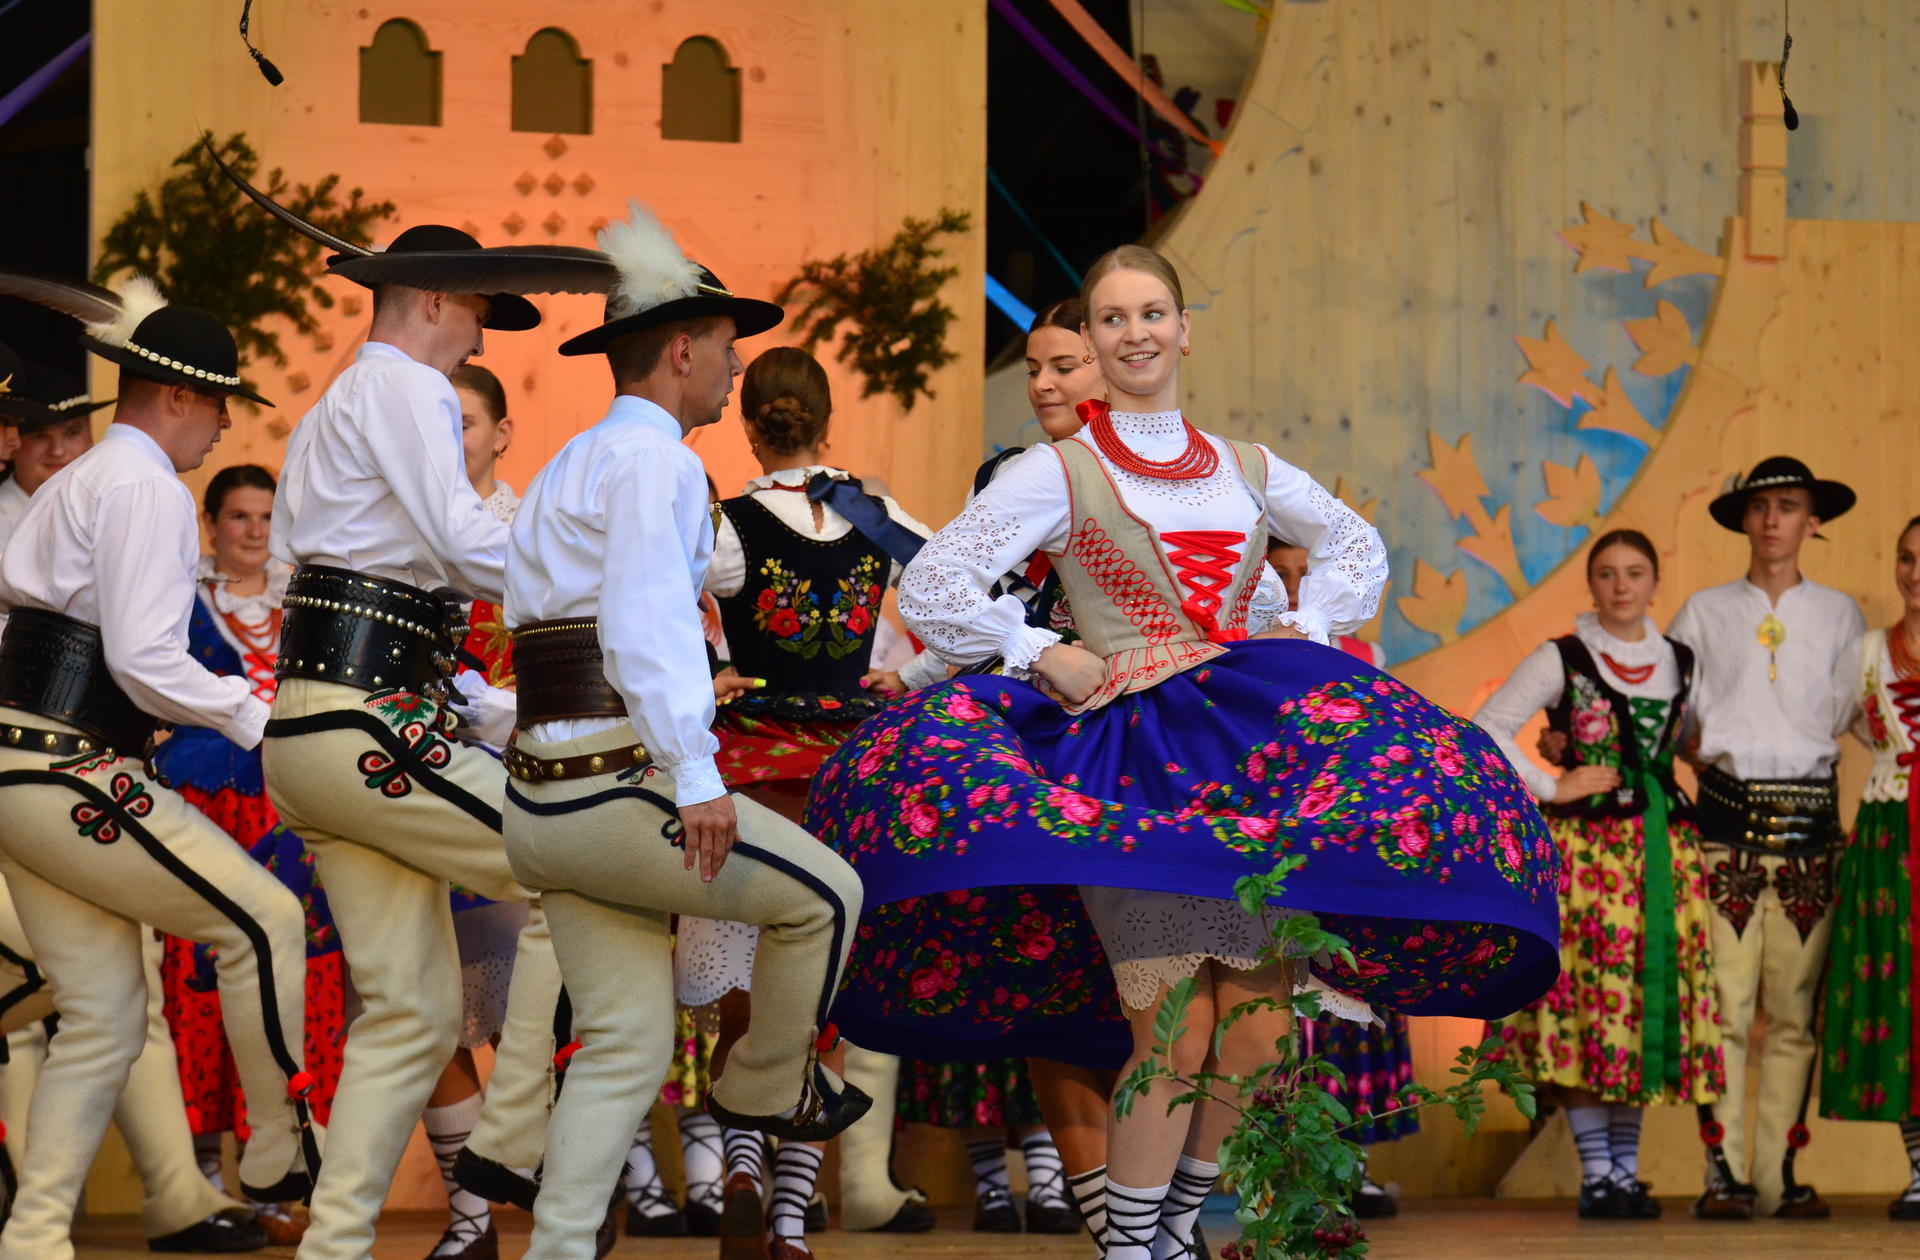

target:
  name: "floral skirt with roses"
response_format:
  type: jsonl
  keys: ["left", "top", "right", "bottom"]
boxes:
{"left": 1819, "top": 799, "right": 1917, "bottom": 1122}
{"left": 1492, "top": 811, "right": 1724, "bottom": 1105}
{"left": 801, "top": 638, "right": 1561, "bottom": 1066}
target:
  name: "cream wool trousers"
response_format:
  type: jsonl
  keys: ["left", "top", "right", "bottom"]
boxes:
{"left": 264, "top": 679, "right": 561, "bottom": 1260}
{"left": 503, "top": 722, "right": 862, "bottom": 1260}
{"left": 0, "top": 882, "right": 246, "bottom": 1239}
{"left": 1701, "top": 845, "right": 1835, "bottom": 1207}
{"left": 0, "top": 708, "right": 311, "bottom": 1260}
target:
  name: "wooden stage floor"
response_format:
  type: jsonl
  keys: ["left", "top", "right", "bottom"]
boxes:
{"left": 62, "top": 1198, "right": 1920, "bottom": 1257}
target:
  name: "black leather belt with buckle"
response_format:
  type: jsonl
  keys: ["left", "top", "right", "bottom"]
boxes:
{"left": 277, "top": 565, "right": 462, "bottom": 697}
{"left": 1696, "top": 765, "right": 1841, "bottom": 856}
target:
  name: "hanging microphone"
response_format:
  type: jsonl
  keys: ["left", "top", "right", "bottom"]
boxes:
{"left": 238, "top": 0, "right": 284, "bottom": 86}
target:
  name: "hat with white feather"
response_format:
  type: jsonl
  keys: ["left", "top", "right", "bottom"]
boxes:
{"left": 557, "top": 201, "right": 783, "bottom": 357}
{"left": 0, "top": 274, "right": 271, "bottom": 407}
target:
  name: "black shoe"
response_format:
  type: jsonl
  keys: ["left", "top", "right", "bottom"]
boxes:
{"left": 1351, "top": 1177, "right": 1399, "bottom": 1219}
{"left": 238, "top": 1168, "right": 313, "bottom": 1205}
{"left": 625, "top": 1195, "right": 689, "bottom": 1237}
{"left": 594, "top": 1189, "right": 621, "bottom": 1260}
{"left": 1889, "top": 1184, "right": 1920, "bottom": 1220}
{"left": 865, "top": 1195, "right": 937, "bottom": 1233}
{"left": 972, "top": 1190, "right": 1020, "bottom": 1232}
{"left": 149, "top": 1208, "right": 269, "bottom": 1253}
{"left": 805, "top": 1193, "right": 828, "bottom": 1233}
{"left": 1691, "top": 1177, "right": 1756, "bottom": 1220}
{"left": 452, "top": 1148, "right": 539, "bottom": 1212}
{"left": 707, "top": 1069, "right": 873, "bottom": 1144}
{"left": 1618, "top": 1179, "right": 1662, "bottom": 1219}
{"left": 1774, "top": 1183, "right": 1831, "bottom": 1219}
{"left": 1577, "top": 1176, "right": 1625, "bottom": 1219}
{"left": 1192, "top": 1222, "right": 1213, "bottom": 1260}
{"left": 420, "top": 1219, "right": 498, "bottom": 1260}
{"left": 1024, "top": 1198, "right": 1083, "bottom": 1234}
{"left": 684, "top": 1196, "right": 724, "bottom": 1236}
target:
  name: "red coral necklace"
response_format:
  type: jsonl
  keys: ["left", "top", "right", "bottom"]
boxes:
{"left": 1076, "top": 399, "right": 1219, "bottom": 482}
{"left": 1599, "top": 653, "right": 1655, "bottom": 686}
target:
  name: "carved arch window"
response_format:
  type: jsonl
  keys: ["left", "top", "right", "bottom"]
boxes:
{"left": 359, "top": 18, "right": 442, "bottom": 126}
{"left": 661, "top": 36, "right": 741, "bottom": 143}
{"left": 512, "top": 27, "right": 594, "bottom": 135}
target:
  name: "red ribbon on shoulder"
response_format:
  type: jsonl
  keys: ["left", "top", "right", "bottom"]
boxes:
{"left": 1075, "top": 398, "right": 1110, "bottom": 426}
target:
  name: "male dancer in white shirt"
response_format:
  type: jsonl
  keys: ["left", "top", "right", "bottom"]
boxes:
{"left": 259, "top": 225, "right": 580, "bottom": 1260}
{"left": 0, "top": 293, "right": 317, "bottom": 1260}
{"left": 1670, "top": 456, "right": 1864, "bottom": 1220}
{"left": 502, "top": 206, "right": 868, "bottom": 1260}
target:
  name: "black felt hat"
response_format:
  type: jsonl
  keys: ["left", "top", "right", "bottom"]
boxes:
{"left": 1707, "top": 455, "right": 1856, "bottom": 532}
{"left": 324, "top": 225, "right": 545, "bottom": 332}
{"left": 0, "top": 362, "right": 115, "bottom": 430}
{"left": 556, "top": 202, "right": 782, "bottom": 357}
{"left": 79, "top": 301, "right": 272, "bottom": 407}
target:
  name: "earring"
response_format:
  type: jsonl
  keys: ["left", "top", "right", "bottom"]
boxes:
{"left": 1081, "top": 353, "right": 1095, "bottom": 364}
{"left": 1180, "top": 344, "right": 1191, "bottom": 357}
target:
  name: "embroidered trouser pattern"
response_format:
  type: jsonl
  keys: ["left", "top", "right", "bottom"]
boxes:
{"left": 264, "top": 679, "right": 562, "bottom": 1260}
{"left": 1699, "top": 844, "right": 1836, "bottom": 1202}
{"left": 0, "top": 707, "right": 311, "bottom": 1260}
{"left": 504, "top": 722, "right": 862, "bottom": 1260}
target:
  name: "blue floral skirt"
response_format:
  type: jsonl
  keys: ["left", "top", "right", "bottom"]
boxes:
{"left": 801, "top": 639, "right": 1560, "bottom": 1067}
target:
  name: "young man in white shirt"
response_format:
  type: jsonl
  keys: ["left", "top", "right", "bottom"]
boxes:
{"left": 1668, "top": 456, "right": 1864, "bottom": 1221}
{"left": 260, "top": 225, "right": 576, "bottom": 1260}
{"left": 0, "top": 297, "right": 318, "bottom": 1259}
{"left": 0, "top": 362, "right": 109, "bottom": 552}
{"left": 501, "top": 206, "right": 868, "bottom": 1260}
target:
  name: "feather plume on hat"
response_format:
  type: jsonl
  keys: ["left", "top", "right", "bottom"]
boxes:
{"left": 599, "top": 201, "right": 704, "bottom": 320}
{"left": 82, "top": 275, "right": 168, "bottom": 349}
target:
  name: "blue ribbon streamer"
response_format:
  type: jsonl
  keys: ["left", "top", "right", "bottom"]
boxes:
{"left": 0, "top": 33, "right": 89, "bottom": 131}
{"left": 985, "top": 275, "right": 1037, "bottom": 331}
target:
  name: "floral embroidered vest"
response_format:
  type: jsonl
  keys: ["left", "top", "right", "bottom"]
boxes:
{"left": 1854, "top": 628, "right": 1920, "bottom": 804}
{"left": 1042, "top": 435, "right": 1270, "bottom": 713}
{"left": 1544, "top": 634, "right": 1695, "bottom": 821}
{"left": 714, "top": 495, "right": 888, "bottom": 696}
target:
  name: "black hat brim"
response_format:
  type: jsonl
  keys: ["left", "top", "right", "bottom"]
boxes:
{"left": 80, "top": 337, "right": 273, "bottom": 407}
{"left": 557, "top": 294, "right": 785, "bottom": 357}
{"left": 0, "top": 398, "right": 116, "bottom": 429}
{"left": 1707, "top": 479, "right": 1856, "bottom": 532}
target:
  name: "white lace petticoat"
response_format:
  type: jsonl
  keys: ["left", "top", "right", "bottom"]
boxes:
{"left": 454, "top": 900, "right": 529, "bottom": 1048}
{"left": 1077, "top": 887, "right": 1373, "bottom": 1024}
{"left": 675, "top": 916, "right": 760, "bottom": 1007}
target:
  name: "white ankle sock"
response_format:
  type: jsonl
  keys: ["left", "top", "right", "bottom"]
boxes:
{"left": 1152, "top": 1155, "right": 1218, "bottom": 1258}
{"left": 1104, "top": 1178, "right": 1170, "bottom": 1260}
{"left": 423, "top": 1093, "right": 490, "bottom": 1247}
{"left": 768, "top": 1143, "right": 825, "bottom": 1250}
{"left": 679, "top": 1111, "right": 726, "bottom": 1211}
{"left": 1069, "top": 1165, "right": 1108, "bottom": 1247}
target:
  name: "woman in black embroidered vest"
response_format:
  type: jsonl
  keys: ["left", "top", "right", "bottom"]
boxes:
{"left": 1475, "top": 530, "right": 1725, "bottom": 1220}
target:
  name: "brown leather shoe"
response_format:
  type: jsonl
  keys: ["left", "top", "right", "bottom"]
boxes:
{"left": 718, "top": 1174, "right": 766, "bottom": 1260}
{"left": 765, "top": 1239, "right": 811, "bottom": 1260}
{"left": 594, "top": 1188, "right": 621, "bottom": 1259}
{"left": 421, "top": 1220, "right": 498, "bottom": 1260}
{"left": 256, "top": 1205, "right": 309, "bottom": 1246}
{"left": 1692, "top": 1180, "right": 1756, "bottom": 1220}
{"left": 1774, "top": 1185, "right": 1832, "bottom": 1219}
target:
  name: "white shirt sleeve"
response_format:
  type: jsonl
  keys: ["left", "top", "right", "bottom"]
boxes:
{"left": 94, "top": 481, "right": 267, "bottom": 748}
{"left": 1258, "top": 450, "right": 1387, "bottom": 644}
{"left": 600, "top": 449, "right": 725, "bottom": 807}
{"left": 897, "top": 447, "right": 1069, "bottom": 672}
{"left": 896, "top": 647, "right": 948, "bottom": 692}
{"left": 704, "top": 509, "right": 745, "bottom": 599}
{"left": 362, "top": 373, "right": 511, "bottom": 602}
{"left": 879, "top": 494, "right": 936, "bottom": 589}
{"left": 1665, "top": 597, "right": 1703, "bottom": 652}
{"left": 1833, "top": 631, "right": 1869, "bottom": 745}
{"left": 1471, "top": 641, "right": 1567, "bottom": 802}
{"left": 1246, "top": 563, "right": 1288, "bottom": 635}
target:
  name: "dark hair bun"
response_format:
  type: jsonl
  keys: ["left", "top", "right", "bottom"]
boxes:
{"left": 741, "top": 347, "right": 833, "bottom": 457}
{"left": 753, "top": 395, "right": 827, "bottom": 456}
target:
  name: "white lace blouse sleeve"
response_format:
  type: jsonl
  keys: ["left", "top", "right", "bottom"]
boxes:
{"left": 1471, "top": 642, "right": 1567, "bottom": 803}
{"left": 1246, "top": 563, "right": 1288, "bottom": 635}
{"left": 880, "top": 493, "right": 936, "bottom": 589}
{"left": 897, "top": 446, "right": 1070, "bottom": 672}
{"left": 1257, "top": 450, "right": 1387, "bottom": 644}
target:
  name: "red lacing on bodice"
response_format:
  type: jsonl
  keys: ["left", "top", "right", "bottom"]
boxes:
{"left": 1163, "top": 530, "right": 1248, "bottom": 644}
{"left": 1890, "top": 677, "right": 1920, "bottom": 758}
{"left": 242, "top": 651, "right": 278, "bottom": 703}
{"left": 1066, "top": 518, "right": 1181, "bottom": 645}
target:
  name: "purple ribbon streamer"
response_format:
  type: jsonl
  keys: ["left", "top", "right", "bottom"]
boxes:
{"left": 0, "top": 33, "right": 89, "bottom": 131}
{"left": 989, "top": 0, "right": 1198, "bottom": 181}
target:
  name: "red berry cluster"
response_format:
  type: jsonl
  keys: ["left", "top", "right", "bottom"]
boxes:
{"left": 1310, "top": 1220, "right": 1365, "bottom": 1252}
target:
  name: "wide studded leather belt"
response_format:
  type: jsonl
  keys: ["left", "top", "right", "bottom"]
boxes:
{"left": 1696, "top": 765, "right": 1841, "bottom": 856}
{"left": 0, "top": 608, "right": 157, "bottom": 753}
{"left": 278, "top": 565, "right": 461, "bottom": 696}
{"left": 511, "top": 617, "right": 627, "bottom": 727}
{"left": 502, "top": 737, "right": 653, "bottom": 783}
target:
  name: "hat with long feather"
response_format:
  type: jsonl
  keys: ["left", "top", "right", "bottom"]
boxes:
{"left": 556, "top": 201, "right": 783, "bottom": 357}
{"left": 207, "top": 140, "right": 611, "bottom": 333}
{"left": 0, "top": 274, "right": 271, "bottom": 406}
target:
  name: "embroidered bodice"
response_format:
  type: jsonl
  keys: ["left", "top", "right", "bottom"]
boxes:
{"left": 1852, "top": 629, "right": 1920, "bottom": 802}
{"left": 195, "top": 555, "right": 288, "bottom": 704}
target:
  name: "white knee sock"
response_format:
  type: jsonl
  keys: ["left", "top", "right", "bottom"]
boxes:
{"left": 1901, "top": 1118, "right": 1920, "bottom": 1194}
{"left": 768, "top": 1143, "right": 825, "bottom": 1251}
{"left": 679, "top": 1111, "right": 726, "bottom": 1212}
{"left": 1566, "top": 1105, "right": 1611, "bottom": 1181}
{"left": 966, "top": 1135, "right": 1012, "bottom": 1210}
{"left": 1020, "top": 1132, "right": 1072, "bottom": 1210}
{"left": 625, "top": 1113, "right": 677, "bottom": 1218}
{"left": 424, "top": 1092, "right": 491, "bottom": 1248}
{"left": 1103, "top": 1178, "right": 1169, "bottom": 1260}
{"left": 193, "top": 1130, "right": 225, "bottom": 1192}
{"left": 1606, "top": 1105, "right": 1644, "bottom": 1185}
{"left": 1152, "top": 1155, "right": 1218, "bottom": 1258}
{"left": 1069, "top": 1165, "right": 1108, "bottom": 1246}
{"left": 724, "top": 1126, "right": 766, "bottom": 1194}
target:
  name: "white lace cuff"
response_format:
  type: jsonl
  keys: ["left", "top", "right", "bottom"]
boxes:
{"left": 1277, "top": 608, "right": 1331, "bottom": 645}
{"left": 1001, "top": 625, "right": 1061, "bottom": 678}
{"left": 896, "top": 648, "right": 948, "bottom": 693}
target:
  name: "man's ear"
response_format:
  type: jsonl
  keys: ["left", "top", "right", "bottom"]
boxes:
{"left": 671, "top": 331, "right": 697, "bottom": 376}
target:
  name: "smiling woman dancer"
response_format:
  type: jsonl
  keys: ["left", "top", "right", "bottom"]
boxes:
{"left": 804, "top": 245, "right": 1559, "bottom": 1260}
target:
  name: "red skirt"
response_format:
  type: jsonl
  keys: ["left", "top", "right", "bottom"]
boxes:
{"left": 714, "top": 712, "right": 859, "bottom": 786}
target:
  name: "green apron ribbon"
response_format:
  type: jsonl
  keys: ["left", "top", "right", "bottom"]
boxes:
{"left": 1630, "top": 696, "right": 1682, "bottom": 1093}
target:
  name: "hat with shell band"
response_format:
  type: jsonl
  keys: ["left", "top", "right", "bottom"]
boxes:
{"left": 0, "top": 362, "right": 116, "bottom": 430}
{"left": 557, "top": 201, "right": 783, "bottom": 357}
{"left": 76, "top": 277, "right": 271, "bottom": 406}
{"left": 1706, "top": 454, "right": 1855, "bottom": 533}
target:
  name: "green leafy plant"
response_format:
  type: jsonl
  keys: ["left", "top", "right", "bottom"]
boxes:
{"left": 93, "top": 132, "right": 393, "bottom": 378}
{"left": 1113, "top": 855, "right": 1538, "bottom": 1259}
{"left": 776, "top": 208, "right": 970, "bottom": 412}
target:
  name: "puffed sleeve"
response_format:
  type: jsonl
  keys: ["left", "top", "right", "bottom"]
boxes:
{"left": 1257, "top": 449, "right": 1387, "bottom": 644}
{"left": 1471, "top": 642, "right": 1568, "bottom": 803}
{"left": 897, "top": 446, "right": 1071, "bottom": 673}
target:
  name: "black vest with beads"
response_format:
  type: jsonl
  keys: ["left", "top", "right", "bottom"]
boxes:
{"left": 713, "top": 495, "right": 891, "bottom": 722}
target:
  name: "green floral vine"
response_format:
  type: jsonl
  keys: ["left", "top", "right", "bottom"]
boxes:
{"left": 93, "top": 132, "right": 393, "bottom": 379}
{"left": 1113, "top": 855, "right": 1538, "bottom": 1258}
{"left": 776, "top": 209, "right": 971, "bottom": 412}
